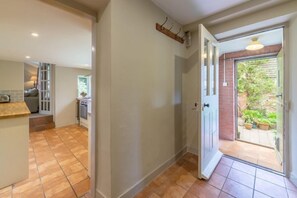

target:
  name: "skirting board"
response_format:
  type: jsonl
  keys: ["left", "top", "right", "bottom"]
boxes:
{"left": 96, "top": 190, "right": 106, "bottom": 198}
{"left": 187, "top": 146, "right": 198, "bottom": 155}
{"left": 118, "top": 146, "right": 187, "bottom": 198}
{"left": 290, "top": 172, "right": 297, "bottom": 187}
{"left": 55, "top": 122, "right": 76, "bottom": 128}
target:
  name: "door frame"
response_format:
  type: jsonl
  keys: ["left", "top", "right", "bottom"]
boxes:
{"left": 218, "top": 24, "right": 289, "bottom": 176}
{"left": 234, "top": 55, "right": 279, "bottom": 146}
{"left": 38, "top": 2, "right": 98, "bottom": 197}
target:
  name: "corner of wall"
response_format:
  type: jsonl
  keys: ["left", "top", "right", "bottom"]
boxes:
{"left": 96, "top": 189, "right": 107, "bottom": 198}
{"left": 118, "top": 147, "right": 187, "bottom": 198}
{"left": 290, "top": 171, "right": 297, "bottom": 187}
{"left": 95, "top": 1, "right": 112, "bottom": 197}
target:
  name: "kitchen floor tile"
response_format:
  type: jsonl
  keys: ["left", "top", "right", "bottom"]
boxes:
{"left": 67, "top": 169, "right": 89, "bottom": 186}
{"left": 5, "top": 125, "right": 89, "bottom": 198}
{"left": 72, "top": 178, "right": 90, "bottom": 197}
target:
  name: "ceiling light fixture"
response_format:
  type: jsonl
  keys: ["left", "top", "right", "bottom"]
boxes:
{"left": 246, "top": 37, "right": 264, "bottom": 51}
{"left": 25, "top": 56, "right": 31, "bottom": 59}
{"left": 31, "top": 32, "right": 39, "bottom": 37}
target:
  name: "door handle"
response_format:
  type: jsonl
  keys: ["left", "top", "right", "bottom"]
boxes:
{"left": 276, "top": 94, "right": 283, "bottom": 97}
{"left": 203, "top": 103, "right": 210, "bottom": 108}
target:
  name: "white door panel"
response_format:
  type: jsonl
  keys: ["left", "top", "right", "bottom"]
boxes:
{"left": 197, "top": 24, "right": 222, "bottom": 179}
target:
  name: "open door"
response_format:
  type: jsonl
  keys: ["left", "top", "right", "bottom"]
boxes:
{"left": 276, "top": 48, "right": 284, "bottom": 170}
{"left": 197, "top": 24, "right": 222, "bottom": 179}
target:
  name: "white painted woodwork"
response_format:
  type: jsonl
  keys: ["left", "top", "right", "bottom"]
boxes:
{"left": 197, "top": 24, "right": 222, "bottom": 179}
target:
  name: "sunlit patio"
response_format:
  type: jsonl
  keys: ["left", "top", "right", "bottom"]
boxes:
{"left": 219, "top": 139, "right": 283, "bottom": 172}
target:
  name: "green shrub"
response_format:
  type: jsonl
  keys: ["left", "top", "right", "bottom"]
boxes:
{"left": 267, "top": 112, "right": 277, "bottom": 124}
{"left": 242, "top": 110, "right": 263, "bottom": 124}
{"left": 237, "top": 59, "right": 276, "bottom": 110}
{"left": 258, "top": 118, "right": 271, "bottom": 125}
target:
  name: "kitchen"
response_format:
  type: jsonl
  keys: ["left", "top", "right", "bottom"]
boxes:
{"left": 77, "top": 74, "right": 92, "bottom": 175}
{"left": 0, "top": 1, "right": 94, "bottom": 196}
{"left": 0, "top": 91, "right": 30, "bottom": 189}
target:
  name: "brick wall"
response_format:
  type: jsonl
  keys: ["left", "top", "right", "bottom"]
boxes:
{"left": 219, "top": 44, "right": 282, "bottom": 141}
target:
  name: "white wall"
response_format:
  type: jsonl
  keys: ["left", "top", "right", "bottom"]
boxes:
{"left": 96, "top": 2, "right": 112, "bottom": 197}
{"left": 95, "top": 0, "right": 187, "bottom": 196}
{"left": 55, "top": 66, "right": 91, "bottom": 127}
{"left": 110, "top": 0, "right": 186, "bottom": 196}
{"left": 289, "top": 16, "right": 297, "bottom": 185}
{"left": 0, "top": 60, "right": 24, "bottom": 90}
{"left": 184, "top": 31, "right": 199, "bottom": 153}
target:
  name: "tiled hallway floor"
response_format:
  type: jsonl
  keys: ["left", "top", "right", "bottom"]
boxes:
{"left": 0, "top": 125, "right": 90, "bottom": 198}
{"left": 219, "top": 139, "right": 283, "bottom": 172}
{"left": 136, "top": 153, "right": 297, "bottom": 198}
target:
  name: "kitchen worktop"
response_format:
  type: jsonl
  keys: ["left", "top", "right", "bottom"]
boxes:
{"left": 0, "top": 102, "right": 31, "bottom": 119}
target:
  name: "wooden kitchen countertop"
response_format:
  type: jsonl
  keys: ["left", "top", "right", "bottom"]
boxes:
{"left": 0, "top": 102, "right": 31, "bottom": 119}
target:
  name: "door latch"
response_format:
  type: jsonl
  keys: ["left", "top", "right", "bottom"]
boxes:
{"left": 192, "top": 102, "right": 198, "bottom": 110}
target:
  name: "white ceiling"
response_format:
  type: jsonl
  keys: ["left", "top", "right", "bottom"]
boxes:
{"left": 0, "top": 0, "right": 92, "bottom": 69}
{"left": 214, "top": 14, "right": 293, "bottom": 40}
{"left": 219, "top": 28, "right": 283, "bottom": 54}
{"left": 73, "top": 0, "right": 109, "bottom": 12}
{"left": 151, "top": 0, "right": 249, "bottom": 25}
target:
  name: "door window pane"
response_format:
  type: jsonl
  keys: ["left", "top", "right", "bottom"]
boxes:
{"left": 203, "top": 38, "right": 209, "bottom": 96}
{"left": 211, "top": 45, "right": 217, "bottom": 95}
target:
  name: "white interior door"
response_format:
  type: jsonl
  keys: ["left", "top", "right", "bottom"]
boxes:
{"left": 39, "top": 63, "right": 54, "bottom": 115}
{"left": 197, "top": 24, "right": 222, "bottom": 179}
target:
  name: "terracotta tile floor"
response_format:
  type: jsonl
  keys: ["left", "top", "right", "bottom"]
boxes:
{"left": 219, "top": 139, "right": 283, "bottom": 172}
{"left": 135, "top": 153, "right": 297, "bottom": 198}
{"left": 0, "top": 125, "right": 90, "bottom": 198}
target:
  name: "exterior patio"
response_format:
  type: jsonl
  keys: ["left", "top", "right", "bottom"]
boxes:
{"left": 238, "top": 125, "right": 275, "bottom": 148}
{"left": 219, "top": 139, "right": 282, "bottom": 172}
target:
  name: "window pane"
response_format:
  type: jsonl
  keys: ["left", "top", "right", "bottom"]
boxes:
{"left": 78, "top": 76, "right": 89, "bottom": 97}
{"left": 203, "top": 38, "right": 209, "bottom": 96}
{"left": 211, "top": 45, "right": 217, "bottom": 95}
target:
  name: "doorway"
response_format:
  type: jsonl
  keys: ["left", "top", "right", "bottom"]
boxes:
{"left": 218, "top": 28, "right": 285, "bottom": 173}
{"left": 0, "top": 1, "right": 95, "bottom": 197}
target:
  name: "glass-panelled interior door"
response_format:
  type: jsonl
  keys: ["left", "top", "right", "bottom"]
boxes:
{"left": 39, "top": 63, "right": 54, "bottom": 115}
{"left": 197, "top": 24, "right": 222, "bottom": 179}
